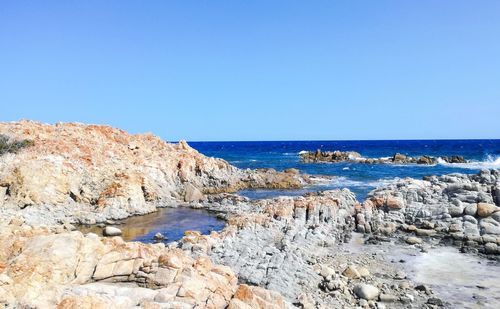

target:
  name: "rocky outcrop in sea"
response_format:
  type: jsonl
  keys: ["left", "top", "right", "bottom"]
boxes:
{"left": 300, "top": 149, "right": 468, "bottom": 165}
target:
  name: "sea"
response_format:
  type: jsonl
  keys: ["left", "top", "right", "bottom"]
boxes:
{"left": 190, "top": 140, "right": 500, "bottom": 201}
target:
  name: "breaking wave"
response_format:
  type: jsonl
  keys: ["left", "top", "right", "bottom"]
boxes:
{"left": 436, "top": 155, "right": 500, "bottom": 170}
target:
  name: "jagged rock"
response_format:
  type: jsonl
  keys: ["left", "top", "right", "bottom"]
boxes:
{"left": 0, "top": 121, "right": 310, "bottom": 225}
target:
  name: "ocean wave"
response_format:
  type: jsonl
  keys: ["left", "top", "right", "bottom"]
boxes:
{"left": 436, "top": 155, "right": 500, "bottom": 170}
{"left": 298, "top": 150, "right": 309, "bottom": 155}
{"left": 325, "top": 176, "right": 402, "bottom": 188}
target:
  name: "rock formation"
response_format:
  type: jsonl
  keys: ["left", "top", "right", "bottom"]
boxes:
{"left": 356, "top": 169, "right": 500, "bottom": 256}
{"left": 0, "top": 219, "right": 286, "bottom": 308}
{"left": 300, "top": 150, "right": 468, "bottom": 165}
{"left": 0, "top": 121, "right": 309, "bottom": 225}
{"left": 175, "top": 190, "right": 433, "bottom": 308}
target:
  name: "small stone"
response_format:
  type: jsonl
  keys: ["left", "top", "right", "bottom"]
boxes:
{"left": 379, "top": 293, "right": 398, "bottom": 302}
{"left": 357, "top": 266, "right": 370, "bottom": 278}
{"left": 154, "top": 232, "right": 166, "bottom": 241}
{"left": 342, "top": 265, "right": 361, "bottom": 279}
{"left": 427, "top": 297, "right": 444, "bottom": 306}
{"left": 353, "top": 284, "right": 380, "bottom": 300}
{"left": 405, "top": 236, "right": 422, "bottom": 245}
{"left": 484, "top": 242, "right": 499, "bottom": 254}
{"left": 320, "top": 266, "right": 336, "bottom": 279}
{"left": 376, "top": 303, "right": 387, "bottom": 309}
{"left": 464, "top": 203, "right": 478, "bottom": 216}
{"left": 415, "top": 229, "right": 436, "bottom": 237}
{"left": 394, "top": 271, "right": 406, "bottom": 279}
{"left": 415, "top": 284, "right": 431, "bottom": 294}
{"left": 103, "top": 226, "right": 122, "bottom": 236}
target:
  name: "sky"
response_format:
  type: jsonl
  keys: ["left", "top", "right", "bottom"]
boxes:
{"left": 1, "top": 1, "right": 499, "bottom": 141}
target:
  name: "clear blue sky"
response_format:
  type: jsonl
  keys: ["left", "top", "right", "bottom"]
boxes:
{"left": 1, "top": 1, "right": 499, "bottom": 141}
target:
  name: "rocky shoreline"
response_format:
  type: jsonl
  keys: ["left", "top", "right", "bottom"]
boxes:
{"left": 356, "top": 169, "right": 500, "bottom": 258}
{"left": 0, "top": 121, "right": 499, "bottom": 308}
{"left": 300, "top": 150, "right": 468, "bottom": 165}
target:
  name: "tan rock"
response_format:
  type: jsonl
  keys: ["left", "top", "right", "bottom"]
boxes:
{"left": 477, "top": 203, "right": 500, "bottom": 218}
{"left": 57, "top": 295, "right": 110, "bottom": 309}
{"left": 386, "top": 196, "right": 404, "bottom": 209}
{"left": 342, "top": 265, "right": 361, "bottom": 279}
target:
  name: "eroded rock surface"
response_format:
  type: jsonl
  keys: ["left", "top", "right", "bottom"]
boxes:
{"left": 357, "top": 170, "right": 500, "bottom": 257}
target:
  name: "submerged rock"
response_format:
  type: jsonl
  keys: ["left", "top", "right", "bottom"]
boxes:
{"left": 153, "top": 232, "right": 166, "bottom": 241}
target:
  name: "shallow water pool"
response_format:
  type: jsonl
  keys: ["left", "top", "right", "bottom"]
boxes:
{"left": 79, "top": 207, "right": 225, "bottom": 243}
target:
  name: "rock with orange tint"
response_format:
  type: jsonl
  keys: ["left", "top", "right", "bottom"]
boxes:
{"left": 0, "top": 121, "right": 309, "bottom": 225}
{"left": 229, "top": 284, "right": 286, "bottom": 309}
{"left": 0, "top": 221, "right": 288, "bottom": 308}
{"left": 57, "top": 296, "right": 110, "bottom": 309}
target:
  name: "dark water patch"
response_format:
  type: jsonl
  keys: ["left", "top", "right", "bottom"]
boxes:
{"left": 78, "top": 207, "right": 225, "bottom": 243}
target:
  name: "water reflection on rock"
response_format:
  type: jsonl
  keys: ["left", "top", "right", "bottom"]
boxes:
{"left": 79, "top": 207, "right": 225, "bottom": 242}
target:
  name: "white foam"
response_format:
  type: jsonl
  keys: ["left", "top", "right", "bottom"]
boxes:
{"left": 298, "top": 150, "right": 308, "bottom": 155}
{"left": 437, "top": 155, "right": 500, "bottom": 170}
{"left": 327, "top": 176, "right": 402, "bottom": 188}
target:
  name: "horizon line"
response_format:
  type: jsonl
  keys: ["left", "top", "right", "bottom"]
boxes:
{"left": 182, "top": 138, "right": 500, "bottom": 143}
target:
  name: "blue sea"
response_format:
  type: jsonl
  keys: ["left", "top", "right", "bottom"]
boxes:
{"left": 190, "top": 140, "right": 500, "bottom": 201}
